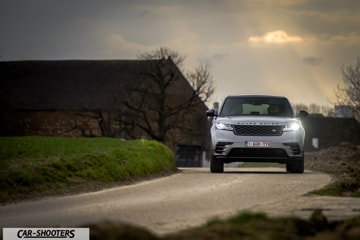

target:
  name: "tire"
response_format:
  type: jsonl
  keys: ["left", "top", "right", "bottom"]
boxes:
{"left": 286, "top": 163, "right": 291, "bottom": 172}
{"left": 286, "top": 156, "right": 304, "bottom": 173}
{"left": 210, "top": 155, "right": 224, "bottom": 173}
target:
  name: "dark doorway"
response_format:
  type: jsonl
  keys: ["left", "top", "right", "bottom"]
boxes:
{"left": 176, "top": 144, "right": 202, "bottom": 167}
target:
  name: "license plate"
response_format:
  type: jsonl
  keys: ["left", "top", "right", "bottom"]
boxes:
{"left": 245, "top": 141, "right": 271, "bottom": 148}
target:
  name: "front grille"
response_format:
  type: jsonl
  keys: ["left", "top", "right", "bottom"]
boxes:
{"left": 228, "top": 148, "right": 288, "bottom": 158}
{"left": 233, "top": 125, "right": 284, "bottom": 136}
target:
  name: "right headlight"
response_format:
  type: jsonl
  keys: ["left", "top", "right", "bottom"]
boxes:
{"left": 215, "top": 122, "right": 233, "bottom": 131}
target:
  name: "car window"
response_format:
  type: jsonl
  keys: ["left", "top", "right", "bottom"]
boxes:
{"left": 219, "top": 97, "right": 294, "bottom": 117}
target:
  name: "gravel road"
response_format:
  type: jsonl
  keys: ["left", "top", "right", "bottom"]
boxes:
{"left": 1, "top": 167, "right": 358, "bottom": 235}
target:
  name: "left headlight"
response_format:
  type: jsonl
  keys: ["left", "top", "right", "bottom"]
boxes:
{"left": 283, "top": 122, "right": 301, "bottom": 131}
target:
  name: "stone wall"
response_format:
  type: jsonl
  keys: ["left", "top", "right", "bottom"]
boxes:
{"left": 0, "top": 110, "right": 103, "bottom": 137}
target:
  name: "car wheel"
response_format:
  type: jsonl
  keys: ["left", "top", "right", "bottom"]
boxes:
{"left": 287, "top": 156, "right": 304, "bottom": 173}
{"left": 210, "top": 155, "right": 224, "bottom": 173}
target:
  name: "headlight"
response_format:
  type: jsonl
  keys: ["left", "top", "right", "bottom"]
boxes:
{"left": 283, "top": 122, "right": 301, "bottom": 131}
{"left": 215, "top": 123, "right": 233, "bottom": 131}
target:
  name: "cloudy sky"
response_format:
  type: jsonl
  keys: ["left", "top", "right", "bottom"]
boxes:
{"left": 1, "top": 0, "right": 360, "bottom": 107}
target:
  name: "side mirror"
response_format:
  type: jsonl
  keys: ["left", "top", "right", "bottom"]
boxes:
{"left": 297, "top": 110, "right": 309, "bottom": 118}
{"left": 206, "top": 109, "right": 217, "bottom": 117}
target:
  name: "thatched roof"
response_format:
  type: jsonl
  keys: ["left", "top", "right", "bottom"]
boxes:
{"left": 0, "top": 59, "right": 170, "bottom": 111}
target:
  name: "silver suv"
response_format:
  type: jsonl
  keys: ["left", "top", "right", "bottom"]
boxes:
{"left": 206, "top": 95, "right": 308, "bottom": 173}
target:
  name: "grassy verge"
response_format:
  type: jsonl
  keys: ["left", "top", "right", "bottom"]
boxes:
{"left": 0, "top": 136, "right": 177, "bottom": 204}
{"left": 305, "top": 143, "right": 360, "bottom": 197}
{"left": 307, "top": 169, "right": 360, "bottom": 197}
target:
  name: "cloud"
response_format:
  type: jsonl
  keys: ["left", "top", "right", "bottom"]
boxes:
{"left": 303, "top": 57, "right": 323, "bottom": 66}
{"left": 205, "top": 53, "right": 228, "bottom": 62}
{"left": 101, "top": 34, "right": 150, "bottom": 58}
{"left": 138, "top": 10, "right": 149, "bottom": 17}
{"left": 303, "top": 32, "right": 360, "bottom": 47}
{"left": 327, "top": 32, "right": 360, "bottom": 45}
{"left": 248, "top": 30, "right": 303, "bottom": 44}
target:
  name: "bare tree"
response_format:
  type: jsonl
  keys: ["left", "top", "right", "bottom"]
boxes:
{"left": 334, "top": 57, "right": 360, "bottom": 120}
{"left": 309, "top": 103, "right": 321, "bottom": 114}
{"left": 137, "top": 47, "right": 186, "bottom": 69}
{"left": 293, "top": 103, "right": 333, "bottom": 116}
{"left": 122, "top": 47, "right": 215, "bottom": 143}
{"left": 187, "top": 62, "right": 215, "bottom": 104}
{"left": 293, "top": 103, "right": 308, "bottom": 114}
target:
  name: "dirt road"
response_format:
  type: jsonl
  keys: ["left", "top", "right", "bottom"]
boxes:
{"left": 0, "top": 167, "right": 358, "bottom": 235}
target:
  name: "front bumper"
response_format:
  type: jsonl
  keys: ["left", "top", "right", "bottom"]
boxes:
{"left": 211, "top": 129, "right": 305, "bottom": 163}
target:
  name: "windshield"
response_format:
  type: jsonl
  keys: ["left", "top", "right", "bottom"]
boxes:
{"left": 219, "top": 96, "right": 294, "bottom": 117}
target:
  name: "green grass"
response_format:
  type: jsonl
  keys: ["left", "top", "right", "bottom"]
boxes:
{"left": 0, "top": 137, "right": 176, "bottom": 203}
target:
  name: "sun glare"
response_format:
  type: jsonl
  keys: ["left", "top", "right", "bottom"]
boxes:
{"left": 249, "top": 30, "right": 303, "bottom": 44}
